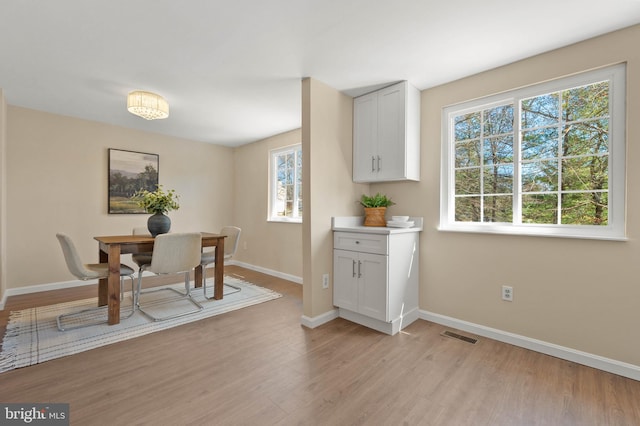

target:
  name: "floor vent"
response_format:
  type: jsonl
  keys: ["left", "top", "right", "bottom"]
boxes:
{"left": 441, "top": 330, "right": 478, "bottom": 344}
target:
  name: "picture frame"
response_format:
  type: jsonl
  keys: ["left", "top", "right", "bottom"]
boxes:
{"left": 108, "top": 148, "right": 159, "bottom": 214}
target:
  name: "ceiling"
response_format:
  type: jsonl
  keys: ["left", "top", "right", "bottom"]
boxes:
{"left": 1, "top": 1, "right": 640, "bottom": 147}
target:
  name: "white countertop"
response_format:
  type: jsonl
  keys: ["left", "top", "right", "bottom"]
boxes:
{"left": 332, "top": 216, "right": 423, "bottom": 234}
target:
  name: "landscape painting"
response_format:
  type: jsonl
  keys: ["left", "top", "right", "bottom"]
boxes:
{"left": 108, "top": 149, "right": 159, "bottom": 214}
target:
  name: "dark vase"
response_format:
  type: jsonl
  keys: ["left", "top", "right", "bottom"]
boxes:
{"left": 147, "top": 212, "right": 171, "bottom": 237}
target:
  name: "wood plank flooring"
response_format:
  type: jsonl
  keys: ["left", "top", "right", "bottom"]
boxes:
{"left": 1, "top": 266, "right": 639, "bottom": 425}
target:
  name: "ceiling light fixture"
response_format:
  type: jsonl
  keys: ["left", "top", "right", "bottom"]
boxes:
{"left": 127, "top": 90, "right": 169, "bottom": 120}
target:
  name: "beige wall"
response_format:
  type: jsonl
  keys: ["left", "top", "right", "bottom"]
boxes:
{"left": 373, "top": 24, "right": 640, "bottom": 366}
{"left": 6, "top": 107, "right": 234, "bottom": 289}
{"left": 233, "top": 129, "right": 303, "bottom": 279}
{"left": 302, "top": 78, "right": 368, "bottom": 318}
{"left": 0, "top": 90, "right": 6, "bottom": 302}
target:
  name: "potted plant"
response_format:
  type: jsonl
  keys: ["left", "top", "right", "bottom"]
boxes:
{"left": 133, "top": 185, "right": 180, "bottom": 236}
{"left": 359, "top": 193, "right": 395, "bottom": 226}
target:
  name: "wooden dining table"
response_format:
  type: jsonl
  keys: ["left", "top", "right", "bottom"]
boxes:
{"left": 94, "top": 232, "right": 226, "bottom": 325}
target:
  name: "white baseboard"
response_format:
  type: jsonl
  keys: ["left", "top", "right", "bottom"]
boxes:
{"left": 301, "top": 309, "right": 339, "bottom": 329}
{"left": 420, "top": 309, "right": 640, "bottom": 382}
{"left": 0, "top": 272, "right": 156, "bottom": 311}
{"left": 229, "top": 260, "right": 302, "bottom": 284}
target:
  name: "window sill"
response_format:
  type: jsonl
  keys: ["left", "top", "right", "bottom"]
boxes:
{"left": 438, "top": 223, "right": 627, "bottom": 241}
{"left": 268, "top": 217, "right": 302, "bottom": 224}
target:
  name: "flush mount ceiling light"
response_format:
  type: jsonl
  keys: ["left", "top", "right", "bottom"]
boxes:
{"left": 127, "top": 90, "right": 169, "bottom": 120}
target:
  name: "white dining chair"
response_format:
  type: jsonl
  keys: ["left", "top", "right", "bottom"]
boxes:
{"left": 55, "top": 233, "right": 136, "bottom": 331}
{"left": 135, "top": 232, "right": 204, "bottom": 321}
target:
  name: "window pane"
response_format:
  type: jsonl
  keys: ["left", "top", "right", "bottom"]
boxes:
{"left": 563, "top": 82, "right": 608, "bottom": 121}
{"left": 455, "top": 112, "right": 481, "bottom": 141}
{"left": 455, "top": 140, "right": 481, "bottom": 167}
{"left": 271, "top": 145, "right": 302, "bottom": 220}
{"left": 483, "top": 105, "right": 513, "bottom": 135}
{"left": 455, "top": 196, "right": 481, "bottom": 222}
{"left": 483, "top": 165, "right": 513, "bottom": 194}
{"left": 561, "top": 192, "right": 608, "bottom": 225}
{"left": 483, "top": 136, "right": 513, "bottom": 164}
{"left": 483, "top": 195, "right": 513, "bottom": 222}
{"left": 522, "top": 93, "right": 559, "bottom": 128}
{"left": 562, "top": 156, "right": 608, "bottom": 191}
{"left": 522, "top": 127, "right": 559, "bottom": 160}
{"left": 563, "top": 119, "right": 609, "bottom": 156}
{"left": 455, "top": 168, "right": 480, "bottom": 195}
{"left": 522, "top": 160, "right": 558, "bottom": 192}
{"left": 522, "top": 194, "right": 558, "bottom": 224}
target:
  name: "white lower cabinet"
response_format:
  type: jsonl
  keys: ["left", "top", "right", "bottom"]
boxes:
{"left": 333, "top": 249, "right": 387, "bottom": 322}
{"left": 332, "top": 227, "right": 420, "bottom": 335}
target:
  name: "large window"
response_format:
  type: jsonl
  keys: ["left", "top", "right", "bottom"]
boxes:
{"left": 440, "top": 64, "right": 626, "bottom": 239}
{"left": 269, "top": 144, "right": 302, "bottom": 222}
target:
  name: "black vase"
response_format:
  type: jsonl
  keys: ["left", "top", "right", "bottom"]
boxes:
{"left": 147, "top": 213, "right": 171, "bottom": 237}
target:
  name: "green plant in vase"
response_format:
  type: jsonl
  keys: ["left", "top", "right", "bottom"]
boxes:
{"left": 133, "top": 185, "right": 180, "bottom": 236}
{"left": 359, "top": 193, "right": 395, "bottom": 226}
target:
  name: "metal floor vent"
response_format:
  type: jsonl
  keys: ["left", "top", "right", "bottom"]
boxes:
{"left": 441, "top": 330, "right": 478, "bottom": 344}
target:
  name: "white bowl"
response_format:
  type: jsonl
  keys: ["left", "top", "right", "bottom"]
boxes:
{"left": 391, "top": 215, "right": 410, "bottom": 222}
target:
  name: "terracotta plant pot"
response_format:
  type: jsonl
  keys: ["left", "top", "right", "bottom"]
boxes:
{"left": 363, "top": 207, "right": 387, "bottom": 227}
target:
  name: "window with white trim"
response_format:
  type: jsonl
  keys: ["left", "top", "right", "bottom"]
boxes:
{"left": 440, "top": 64, "right": 626, "bottom": 239}
{"left": 269, "top": 144, "right": 302, "bottom": 222}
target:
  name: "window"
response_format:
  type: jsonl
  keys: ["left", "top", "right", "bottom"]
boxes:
{"left": 269, "top": 144, "right": 302, "bottom": 222}
{"left": 440, "top": 64, "right": 626, "bottom": 239}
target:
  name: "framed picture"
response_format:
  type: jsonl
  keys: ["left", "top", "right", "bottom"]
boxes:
{"left": 108, "top": 149, "right": 159, "bottom": 214}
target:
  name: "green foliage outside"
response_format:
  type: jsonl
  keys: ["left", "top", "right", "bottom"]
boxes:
{"left": 453, "top": 81, "right": 609, "bottom": 226}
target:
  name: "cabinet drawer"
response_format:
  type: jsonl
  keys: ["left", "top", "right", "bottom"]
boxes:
{"left": 334, "top": 232, "right": 388, "bottom": 255}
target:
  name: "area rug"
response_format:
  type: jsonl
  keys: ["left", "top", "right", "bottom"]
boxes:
{"left": 0, "top": 276, "right": 281, "bottom": 373}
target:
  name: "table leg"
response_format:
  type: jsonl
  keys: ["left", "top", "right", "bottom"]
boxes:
{"left": 214, "top": 237, "right": 225, "bottom": 300}
{"left": 107, "top": 244, "right": 121, "bottom": 325}
{"left": 98, "top": 248, "right": 108, "bottom": 306}
{"left": 194, "top": 264, "right": 203, "bottom": 289}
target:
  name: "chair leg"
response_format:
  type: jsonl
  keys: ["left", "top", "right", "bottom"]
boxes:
{"left": 202, "top": 272, "right": 240, "bottom": 300}
{"left": 136, "top": 270, "right": 204, "bottom": 322}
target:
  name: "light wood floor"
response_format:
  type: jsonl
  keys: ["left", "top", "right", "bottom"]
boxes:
{"left": 1, "top": 266, "right": 639, "bottom": 425}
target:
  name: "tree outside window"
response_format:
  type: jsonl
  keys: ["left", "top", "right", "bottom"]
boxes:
{"left": 269, "top": 145, "right": 302, "bottom": 222}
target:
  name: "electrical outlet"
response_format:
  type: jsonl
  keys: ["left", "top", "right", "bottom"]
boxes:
{"left": 502, "top": 285, "right": 513, "bottom": 302}
{"left": 322, "top": 274, "right": 330, "bottom": 289}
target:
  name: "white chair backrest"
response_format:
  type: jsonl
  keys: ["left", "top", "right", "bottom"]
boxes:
{"left": 149, "top": 232, "right": 202, "bottom": 274}
{"left": 220, "top": 226, "right": 241, "bottom": 258}
{"left": 56, "top": 233, "right": 102, "bottom": 280}
{"left": 132, "top": 227, "right": 151, "bottom": 236}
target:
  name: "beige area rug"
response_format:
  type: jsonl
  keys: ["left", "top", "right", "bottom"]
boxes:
{"left": 0, "top": 276, "right": 281, "bottom": 373}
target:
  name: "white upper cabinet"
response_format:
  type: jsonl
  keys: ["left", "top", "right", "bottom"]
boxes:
{"left": 353, "top": 81, "right": 420, "bottom": 183}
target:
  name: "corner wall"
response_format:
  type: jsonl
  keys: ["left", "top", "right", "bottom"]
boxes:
{"left": 233, "top": 129, "right": 303, "bottom": 279}
{"left": 301, "top": 78, "right": 368, "bottom": 320}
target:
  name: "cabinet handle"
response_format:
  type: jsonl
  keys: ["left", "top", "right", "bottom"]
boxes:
{"left": 371, "top": 156, "right": 375, "bottom": 172}
{"left": 358, "top": 260, "right": 362, "bottom": 278}
{"left": 377, "top": 155, "right": 381, "bottom": 171}
{"left": 352, "top": 260, "right": 356, "bottom": 278}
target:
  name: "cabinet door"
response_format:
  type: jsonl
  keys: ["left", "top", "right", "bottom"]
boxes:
{"left": 377, "top": 83, "right": 406, "bottom": 181}
{"left": 353, "top": 92, "right": 378, "bottom": 182}
{"left": 357, "top": 252, "right": 388, "bottom": 322}
{"left": 333, "top": 249, "right": 359, "bottom": 312}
